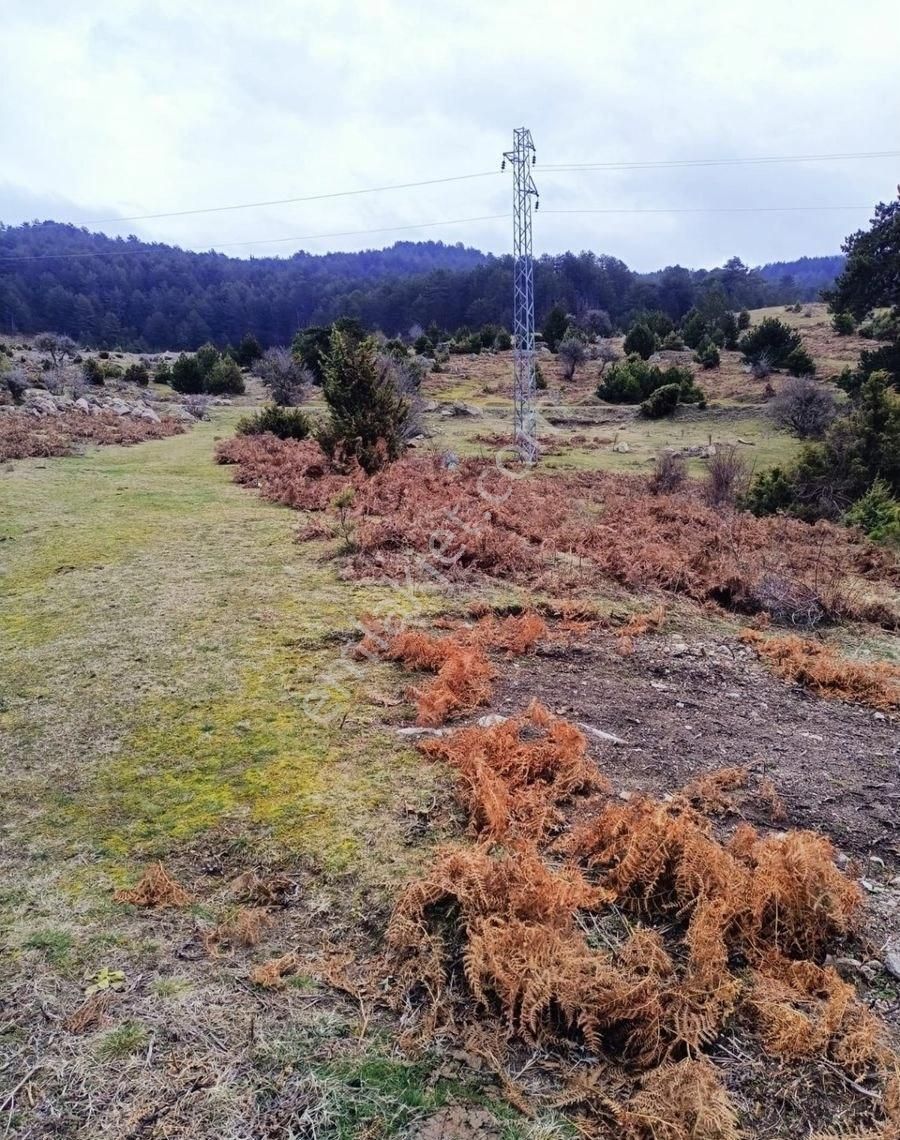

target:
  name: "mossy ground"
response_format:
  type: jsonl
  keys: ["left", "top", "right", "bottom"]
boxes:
{"left": 1, "top": 415, "right": 454, "bottom": 878}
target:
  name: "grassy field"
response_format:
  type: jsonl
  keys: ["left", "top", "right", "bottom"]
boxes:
{"left": 1, "top": 311, "right": 897, "bottom": 1138}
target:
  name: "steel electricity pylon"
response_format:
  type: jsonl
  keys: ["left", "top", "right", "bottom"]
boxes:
{"left": 503, "top": 128, "right": 539, "bottom": 464}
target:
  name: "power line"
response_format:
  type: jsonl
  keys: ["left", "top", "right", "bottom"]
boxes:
{"left": 0, "top": 214, "right": 511, "bottom": 262}
{"left": 77, "top": 172, "right": 503, "bottom": 225}
{"left": 51, "top": 148, "right": 899, "bottom": 229}
{"left": 544, "top": 204, "right": 871, "bottom": 215}
{"left": 542, "top": 149, "right": 900, "bottom": 171}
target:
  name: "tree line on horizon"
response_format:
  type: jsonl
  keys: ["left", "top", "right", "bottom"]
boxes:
{"left": 0, "top": 220, "right": 843, "bottom": 351}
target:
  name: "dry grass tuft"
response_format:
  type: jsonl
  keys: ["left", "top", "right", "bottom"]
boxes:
{"left": 206, "top": 907, "right": 274, "bottom": 954}
{"left": 757, "top": 776, "right": 788, "bottom": 822}
{"left": 742, "top": 629, "right": 900, "bottom": 710}
{"left": 228, "top": 870, "right": 296, "bottom": 906}
{"left": 64, "top": 992, "right": 112, "bottom": 1034}
{"left": 249, "top": 950, "right": 301, "bottom": 989}
{"left": 113, "top": 861, "right": 192, "bottom": 907}
{"left": 680, "top": 766, "right": 749, "bottom": 814}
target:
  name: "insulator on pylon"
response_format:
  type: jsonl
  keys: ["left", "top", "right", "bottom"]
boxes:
{"left": 501, "top": 160, "right": 506, "bottom": 171}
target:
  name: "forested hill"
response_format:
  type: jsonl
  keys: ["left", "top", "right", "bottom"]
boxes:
{"left": 0, "top": 220, "right": 843, "bottom": 350}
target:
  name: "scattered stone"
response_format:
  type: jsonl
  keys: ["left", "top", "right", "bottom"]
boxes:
{"left": 452, "top": 402, "right": 482, "bottom": 417}
{"left": 884, "top": 949, "right": 900, "bottom": 981}
{"left": 612, "top": 440, "right": 630, "bottom": 453}
{"left": 476, "top": 714, "right": 507, "bottom": 728}
{"left": 578, "top": 721, "right": 630, "bottom": 746}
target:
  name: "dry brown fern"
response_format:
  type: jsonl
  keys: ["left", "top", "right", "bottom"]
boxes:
{"left": 741, "top": 629, "right": 900, "bottom": 710}
{"left": 616, "top": 1058, "right": 743, "bottom": 1140}
{"left": 680, "top": 766, "right": 749, "bottom": 814}
{"left": 205, "top": 906, "right": 274, "bottom": 955}
{"left": 113, "top": 862, "right": 191, "bottom": 907}
{"left": 249, "top": 950, "right": 301, "bottom": 989}
{"left": 356, "top": 615, "right": 550, "bottom": 726}
{"left": 420, "top": 700, "right": 608, "bottom": 841}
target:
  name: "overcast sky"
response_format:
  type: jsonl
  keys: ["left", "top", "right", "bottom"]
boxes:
{"left": 1, "top": 0, "right": 898, "bottom": 271}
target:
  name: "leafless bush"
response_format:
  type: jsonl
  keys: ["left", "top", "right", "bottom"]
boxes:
{"left": 380, "top": 352, "right": 425, "bottom": 444}
{"left": 770, "top": 376, "right": 836, "bottom": 439}
{"left": 558, "top": 336, "right": 587, "bottom": 380}
{"left": 650, "top": 450, "right": 687, "bottom": 494}
{"left": 704, "top": 445, "right": 750, "bottom": 507}
{"left": 750, "top": 572, "right": 827, "bottom": 628}
{"left": 253, "top": 347, "right": 309, "bottom": 406}
{"left": 748, "top": 351, "right": 774, "bottom": 380}
{"left": 5, "top": 367, "right": 30, "bottom": 402}
{"left": 595, "top": 340, "right": 620, "bottom": 375}
{"left": 33, "top": 332, "right": 76, "bottom": 368}
{"left": 184, "top": 394, "right": 211, "bottom": 420}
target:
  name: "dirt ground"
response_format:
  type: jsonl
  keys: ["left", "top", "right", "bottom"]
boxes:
{"left": 490, "top": 627, "right": 899, "bottom": 865}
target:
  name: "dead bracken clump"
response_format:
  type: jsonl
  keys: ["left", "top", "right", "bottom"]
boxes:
{"left": 680, "top": 766, "right": 749, "bottom": 814}
{"left": 420, "top": 700, "right": 608, "bottom": 841}
{"left": 205, "top": 906, "right": 274, "bottom": 954}
{"left": 742, "top": 628, "right": 900, "bottom": 710}
{"left": 219, "top": 440, "right": 899, "bottom": 627}
{"left": 382, "top": 707, "right": 895, "bottom": 1135}
{"left": 616, "top": 1058, "right": 743, "bottom": 1140}
{"left": 249, "top": 950, "right": 302, "bottom": 989}
{"left": 356, "top": 613, "right": 548, "bottom": 725}
{"left": 0, "top": 409, "right": 185, "bottom": 461}
{"left": 113, "top": 862, "right": 192, "bottom": 907}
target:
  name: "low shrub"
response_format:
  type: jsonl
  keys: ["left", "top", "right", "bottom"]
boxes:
{"left": 623, "top": 323, "right": 656, "bottom": 360}
{"left": 771, "top": 376, "right": 836, "bottom": 439}
{"left": 82, "top": 357, "right": 105, "bottom": 385}
{"left": 739, "top": 318, "right": 803, "bottom": 370}
{"left": 695, "top": 338, "right": 720, "bottom": 369}
{"left": 123, "top": 362, "right": 150, "bottom": 387}
{"left": 785, "top": 346, "right": 816, "bottom": 377}
{"left": 831, "top": 311, "right": 856, "bottom": 336}
{"left": 650, "top": 450, "right": 687, "bottom": 494}
{"left": 598, "top": 356, "right": 700, "bottom": 405}
{"left": 236, "top": 404, "right": 312, "bottom": 441}
{"left": 641, "top": 383, "right": 681, "bottom": 418}
{"left": 843, "top": 479, "right": 900, "bottom": 544}
{"left": 704, "top": 445, "right": 749, "bottom": 507}
{"left": 205, "top": 356, "right": 245, "bottom": 396}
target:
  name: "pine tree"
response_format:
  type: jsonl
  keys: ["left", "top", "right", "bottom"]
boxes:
{"left": 319, "top": 330, "right": 413, "bottom": 473}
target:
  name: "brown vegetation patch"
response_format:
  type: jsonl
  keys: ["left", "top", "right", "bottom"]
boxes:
{"left": 382, "top": 707, "right": 896, "bottom": 1135}
{"left": 0, "top": 409, "right": 185, "bottom": 461}
{"left": 742, "top": 630, "right": 900, "bottom": 710}
{"left": 420, "top": 700, "right": 608, "bottom": 841}
{"left": 218, "top": 439, "right": 898, "bottom": 627}
{"left": 113, "top": 861, "right": 192, "bottom": 907}
{"left": 356, "top": 613, "right": 548, "bottom": 725}
{"left": 249, "top": 949, "right": 302, "bottom": 989}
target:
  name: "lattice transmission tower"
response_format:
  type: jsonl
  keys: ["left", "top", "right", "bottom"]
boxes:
{"left": 502, "top": 128, "right": 539, "bottom": 464}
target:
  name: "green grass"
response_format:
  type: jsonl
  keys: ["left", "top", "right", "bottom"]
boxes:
{"left": 0, "top": 414, "right": 448, "bottom": 900}
{"left": 96, "top": 1021, "right": 148, "bottom": 1060}
{"left": 23, "top": 928, "right": 74, "bottom": 966}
